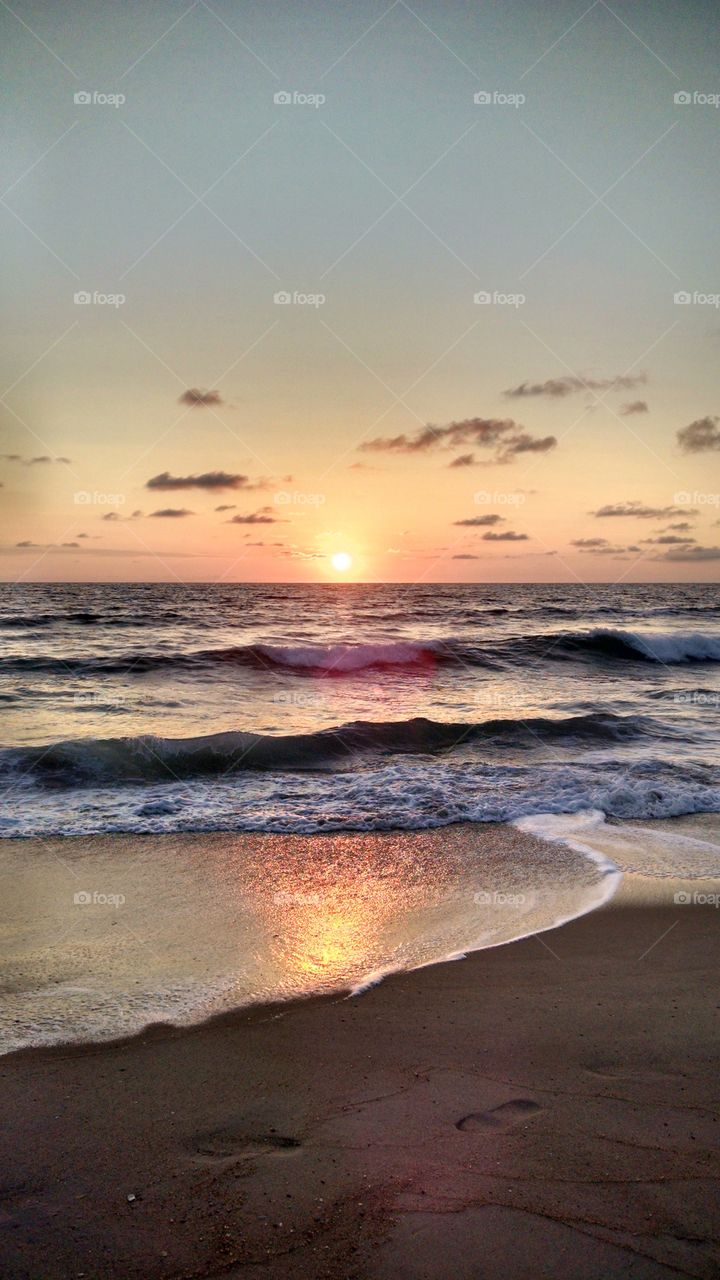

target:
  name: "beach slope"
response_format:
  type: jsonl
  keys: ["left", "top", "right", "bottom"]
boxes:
{"left": 1, "top": 873, "right": 719, "bottom": 1279}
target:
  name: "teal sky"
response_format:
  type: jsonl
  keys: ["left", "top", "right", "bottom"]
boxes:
{"left": 2, "top": 0, "right": 719, "bottom": 582}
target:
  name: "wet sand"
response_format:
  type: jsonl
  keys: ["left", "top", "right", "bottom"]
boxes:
{"left": 1, "top": 872, "right": 719, "bottom": 1279}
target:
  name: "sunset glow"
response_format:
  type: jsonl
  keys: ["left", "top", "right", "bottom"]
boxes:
{"left": 1, "top": 0, "right": 719, "bottom": 590}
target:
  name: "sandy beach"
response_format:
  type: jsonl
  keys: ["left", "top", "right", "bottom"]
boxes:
{"left": 1, "top": 868, "right": 719, "bottom": 1280}
{"left": 4, "top": 0, "right": 720, "bottom": 1270}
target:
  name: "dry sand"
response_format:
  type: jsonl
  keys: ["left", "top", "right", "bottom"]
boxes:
{"left": 0, "top": 874, "right": 719, "bottom": 1279}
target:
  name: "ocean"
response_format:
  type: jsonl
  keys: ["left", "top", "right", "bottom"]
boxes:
{"left": 1, "top": 581, "right": 719, "bottom": 840}
{"left": 2, "top": 580, "right": 720, "bottom": 1051}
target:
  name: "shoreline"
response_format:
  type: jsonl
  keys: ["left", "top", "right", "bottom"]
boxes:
{"left": 1, "top": 872, "right": 719, "bottom": 1278}
{"left": 1, "top": 869, "right": 715, "bottom": 1068}
{"left": 0, "top": 820, "right": 625, "bottom": 1056}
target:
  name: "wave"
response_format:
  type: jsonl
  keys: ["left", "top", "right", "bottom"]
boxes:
{"left": 0, "top": 639, "right": 493, "bottom": 676}
{"left": 540, "top": 628, "right": 720, "bottom": 664}
{"left": 0, "top": 610, "right": 189, "bottom": 630}
{"left": 4, "top": 629, "right": 720, "bottom": 677}
{"left": 1, "top": 757, "right": 718, "bottom": 839}
{"left": 0, "top": 712, "right": 660, "bottom": 788}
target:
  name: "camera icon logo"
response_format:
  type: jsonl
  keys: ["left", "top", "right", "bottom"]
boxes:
{"left": 473, "top": 91, "right": 492, "bottom": 104}
{"left": 674, "top": 891, "right": 691, "bottom": 905}
{"left": 74, "top": 290, "right": 92, "bottom": 304}
{"left": 674, "top": 91, "right": 691, "bottom": 105}
{"left": 274, "top": 91, "right": 292, "bottom": 105}
{"left": 74, "top": 90, "right": 92, "bottom": 105}
{"left": 674, "top": 291, "right": 692, "bottom": 304}
{"left": 273, "top": 291, "right": 292, "bottom": 304}
{"left": 73, "top": 890, "right": 92, "bottom": 905}
{"left": 274, "top": 490, "right": 291, "bottom": 504}
{"left": 474, "top": 291, "right": 492, "bottom": 304}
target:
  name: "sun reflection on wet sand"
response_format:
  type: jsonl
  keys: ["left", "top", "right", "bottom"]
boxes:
{"left": 0, "top": 825, "right": 619, "bottom": 1052}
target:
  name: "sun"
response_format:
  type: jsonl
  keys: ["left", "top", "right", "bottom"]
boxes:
{"left": 331, "top": 551, "right": 353, "bottom": 573}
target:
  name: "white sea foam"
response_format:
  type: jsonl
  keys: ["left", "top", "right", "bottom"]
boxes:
{"left": 584, "top": 628, "right": 720, "bottom": 663}
{"left": 516, "top": 809, "right": 720, "bottom": 878}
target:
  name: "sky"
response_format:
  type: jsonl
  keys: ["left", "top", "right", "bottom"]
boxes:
{"left": 1, "top": 0, "right": 719, "bottom": 583}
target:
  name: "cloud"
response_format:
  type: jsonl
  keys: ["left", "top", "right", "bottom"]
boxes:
{"left": 592, "top": 501, "right": 696, "bottom": 519}
{"left": 448, "top": 453, "right": 477, "bottom": 468}
{"left": 452, "top": 553, "right": 479, "bottom": 559}
{"left": 178, "top": 388, "right": 223, "bottom": 407}
{"left": 227, "top": 507, "right": 283, "bottom": 525}
{"left": 658, "top": 545, "right": 720, "bottom": 562}
{"left": 663, "top": 522, "right": 693, "bottom": 532}
{"left": 571, "top": 538, "right": 609, "bottom": 548}
{"left": 5, "top": 543, "right": 204, "bottom": 558}
{"left": 453, "top": 514, "right": 504, "bottom": 527}
{"left": 215, "top": 504, "right": 237, "bottom": 512}
{"left": 504, "top": 373, "right": 646, "bottom": 399}
{"left": 640, "top": 535, "right": 696, "bottom": 546}
{"left": 146, "top": 470, "right": 259, "bottom": 492}
{"left": 149, "top": 508, "right": 194, "bottom": 518}
{"left": 1, "top": 454, "right": 72, "bottom": 465}
{"left": 676, "top": 415, "right": 720, "bottom": 453}
{"left": 482, "top": 530, "right": 528, "bottom": 541}
{"left": 359, "top": 417, "right": 556, "bottom": 465}
{"left": 579, "top": 546, "right": 628, "bottom": 556}
{"left": 499, "top": 433, "right": 556, "bottom": 460}
{"left": 620, "top": 400, "right": 649, "bottom": 416}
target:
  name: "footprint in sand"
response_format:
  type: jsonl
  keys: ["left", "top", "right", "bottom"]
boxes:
{"left": 187, "top": 1126, "right": 301, "bottom": 1160}
{"left": 456, "top": 1099, "right": 542, "bottom": 1131}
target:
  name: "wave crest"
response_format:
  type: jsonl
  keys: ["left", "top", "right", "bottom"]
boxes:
{"left": 0, "top": 712, "right": 657, "bottom": 787}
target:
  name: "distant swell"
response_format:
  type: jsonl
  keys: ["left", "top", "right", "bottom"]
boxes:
{"left": 0, "top": 611, "right": 187, "bottom": 629}
{"left": 0, "top": 712, "right": 658, "bottom": 787}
